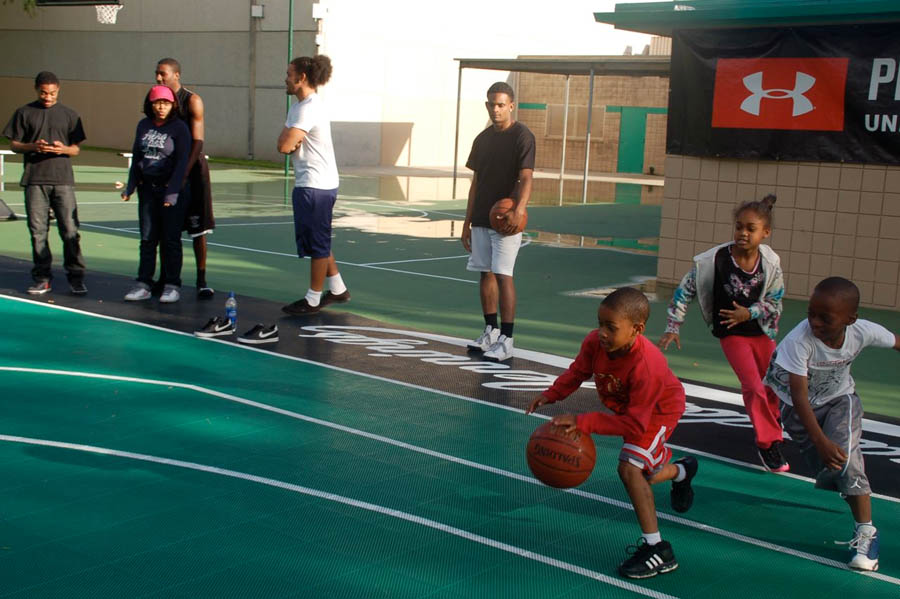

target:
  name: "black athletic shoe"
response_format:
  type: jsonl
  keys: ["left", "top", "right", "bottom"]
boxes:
{"left": 194, "top": 317, "right": 235, "bottom": 338}
{"left": 69, "top": 281, "right": 87, "bottom": 295}
{"left": 758, "top": 441, "right": 790, "bottom": 473}
{"left": 670, "top": 456, "right": 698, "bottom": 513}
{"left": 321, "top": 289, "right": 351, "bottom": 306}
{"left": 197, "top": 287, "right": 215, "bottom": 300}
{"left": 238, "top": 324, "right": 279, "bottom": 345}
{"left": 282, "top": 298, "right": 321, "bottom": 315}
{"left": 27, "top": 281, "right": 51, "bottom": 295}
{"left": 618, "top": 539, "right": 678, "bottom": 579}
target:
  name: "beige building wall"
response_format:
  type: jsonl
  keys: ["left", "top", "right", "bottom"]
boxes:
{"left": 659, "top": 156, "right": 900, "bottom": 310}
{"left": 0, "top": 0, "right": 318, "bottom": 162}
{"left": 515, "top": 69, "right": 668, "bottom": 204}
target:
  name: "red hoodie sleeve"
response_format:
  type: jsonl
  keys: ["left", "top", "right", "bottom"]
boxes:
{"left": 542, "top": 332, "right": 598, "bottom": 403}
{"left": 575, "top": 346, "right": 658, "bottom": 438}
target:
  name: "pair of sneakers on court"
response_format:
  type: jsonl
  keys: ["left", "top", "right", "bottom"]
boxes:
{"left": 467, "top": 326, "right": 514, "bottom": 362}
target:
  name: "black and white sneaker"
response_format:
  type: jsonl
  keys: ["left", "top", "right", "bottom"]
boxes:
{"left": 197, "top": 287, "right": 215, "bottom": 300}
{"left": 758, "top": 441, "right": 790, "bottom": 473}
{"left": 238, "top": 324, "right": 279, "bottom": 345}
{"left": 194, "top": 317, "right": 236, "bottom": 338}
{"left": 618, "top": 539, "right": 678, "bottom": 579}
{"left": 27, "top": 281, "right": 51, "bottom": 295}
{"left": 670, "top": 456, "right": 698, "bottom": 513}
{"left": 69, "top": 281, "right": 87, "bottom": 295}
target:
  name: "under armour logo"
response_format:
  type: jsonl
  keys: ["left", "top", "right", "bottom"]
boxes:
{"left": 741, "top": 71, "right": 815, "bottom": 117}
{"left": 712, "top": 58, "right": 847, "bottom": 131}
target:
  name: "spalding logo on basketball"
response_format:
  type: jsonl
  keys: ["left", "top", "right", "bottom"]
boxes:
{"left": 526, "top": 421, "right": 596, "bottom": 488}
{"left": 489, "top": 198, "right": 527, "bottom": 235}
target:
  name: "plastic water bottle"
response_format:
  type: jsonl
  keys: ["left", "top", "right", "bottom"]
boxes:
{"left": 225, "top": 291, "right": 237, "bottom": 328}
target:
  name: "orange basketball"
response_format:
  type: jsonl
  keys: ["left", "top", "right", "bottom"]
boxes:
{"left": 526, "top": 421, "right": 596, "bottom": 488}
{"left": 489, "top": 198, "right": 527, "bottom": 234}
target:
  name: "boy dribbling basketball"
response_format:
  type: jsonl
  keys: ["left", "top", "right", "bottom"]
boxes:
{"left": 527, "top": 288, "right": 696, "bottom": 579}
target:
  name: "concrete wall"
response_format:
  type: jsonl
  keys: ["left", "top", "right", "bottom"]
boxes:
{"left": 659, "top": 156, "right": 900, "bottom": 310}
{"left": 0, "top": 0, "right": 317, "bottom": 161}
{"left": 515, "top": 70, "right": 669, "bottom": 204}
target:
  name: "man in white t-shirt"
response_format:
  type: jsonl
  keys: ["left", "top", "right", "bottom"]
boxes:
{"left": 276, "top": 54, "right": 349, "bottom": 315}
{"left": 764, "top": 276, "right": 899, "bottom": 572}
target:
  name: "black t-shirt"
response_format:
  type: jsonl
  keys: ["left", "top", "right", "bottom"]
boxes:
{"left": 712, "top": 246, "right": 765, "bottom": 338}
{"left": 3, "top": 101, "right": 86, "bottom": 185}
{"left": 465, "top": 121, "right": 535, "bottom": 227}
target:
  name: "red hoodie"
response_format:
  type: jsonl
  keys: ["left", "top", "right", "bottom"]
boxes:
{"left": 543, "top": 332, "right": 685, "bottom": 439}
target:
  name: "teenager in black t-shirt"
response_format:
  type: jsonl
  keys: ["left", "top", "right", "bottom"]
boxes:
{"left": 3, "top": 71, "right": 87, "bottom": 295}
{"left": 462, "top": 82, "right": 535, "bottom": 362}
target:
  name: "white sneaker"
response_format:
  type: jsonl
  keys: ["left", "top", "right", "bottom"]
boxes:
{"left": 160, "top": 285, "right": 181, "bottom": 303}
{"left": 467, "top": 326, "right": 500, "bottom": 352}
{"left": 124, "top": 283, "right": 151, "bottom": 301}
{"left": 844, "top": 524, "right": 879, "bottom": 571}
{"left": 484, "top": 334, "right": 514, "bottom": 362}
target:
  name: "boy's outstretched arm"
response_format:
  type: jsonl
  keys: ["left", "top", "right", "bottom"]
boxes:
{"left": 525, "top": 394, "right": 551, "bottom": 414}
{"left": 788, "top": 373, "right": 847, "bottom": 470}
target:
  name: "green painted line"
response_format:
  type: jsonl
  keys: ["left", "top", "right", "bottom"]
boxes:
{"left": 606, "top": 106, "right": 667, "bottom": 114}
{"left": 518, "top": 102, "right": 547, "bottom": 110}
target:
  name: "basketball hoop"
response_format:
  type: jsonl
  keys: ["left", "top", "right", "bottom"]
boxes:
{"left": 95, "top": 4, "right": 122, "bottom": 25}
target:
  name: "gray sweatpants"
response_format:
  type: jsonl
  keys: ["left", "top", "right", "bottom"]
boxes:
{"left": 781, "top": 394, "right": 870, "bottom": 496}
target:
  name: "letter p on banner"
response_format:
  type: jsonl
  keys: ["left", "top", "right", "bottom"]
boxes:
{"left": 711, "top": 58, "right": 849, "bottom": 131}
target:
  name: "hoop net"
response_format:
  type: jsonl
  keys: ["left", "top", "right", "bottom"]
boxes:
{"left": 95, "top": 4, "right": 123, "bottom": 25}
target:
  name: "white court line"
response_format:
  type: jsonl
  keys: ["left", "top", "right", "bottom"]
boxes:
{"left": 359, "top": 254, "right": 470, "bottom": 266}
{"left": 0, "top": 433, "right": 677, "bottom": 599}
{"left": 78, "top": 223, "right": 478, "bottom": 284}
{"left": 2, "top": 364, "right": 898, "bottom": 585}
{"left": 2, "top": 292, "right": 898, "bottom": 501}
{"left": 3, "top": 293, "right": 899, "bottom": 504}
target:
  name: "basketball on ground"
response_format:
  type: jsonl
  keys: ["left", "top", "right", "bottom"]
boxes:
{"left": 489, "top": 198, "right": 527, "bottom": 234}
{"left": 526, "top": 421, "right": 596, "bottom": 488}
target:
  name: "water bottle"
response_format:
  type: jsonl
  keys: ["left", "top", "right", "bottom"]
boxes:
{"left": 225, "top": 291, "right": 237, "bottom": 328}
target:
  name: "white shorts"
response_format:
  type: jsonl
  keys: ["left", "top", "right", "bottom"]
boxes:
{"left": 466, "top": 226, "right": 522, "bottom": 277}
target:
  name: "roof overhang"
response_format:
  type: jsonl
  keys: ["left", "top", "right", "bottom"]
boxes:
{"left": 454, "top": 56, "right": 670, "bottom": 77}
{"left": 594, "top": 1, "right": 900, "bottom": 37}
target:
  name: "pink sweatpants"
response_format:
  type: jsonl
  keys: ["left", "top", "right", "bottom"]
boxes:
{"left": 719, "top": 335, "right": 783, "bottom": 449}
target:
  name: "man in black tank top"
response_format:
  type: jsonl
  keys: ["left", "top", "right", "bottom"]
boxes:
{"left": 155, "top": 58, "right": 216, "bottom": 299}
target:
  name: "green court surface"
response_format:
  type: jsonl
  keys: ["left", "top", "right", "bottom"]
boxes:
{"left": 0, "top": 150, "right": 897, "bottom": 417}
{"left": 2, "top": 297, "right": 899, "bottom": 598}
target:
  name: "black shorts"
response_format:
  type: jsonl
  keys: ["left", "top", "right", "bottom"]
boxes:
{"left": 180, "top": 157, "right": 215, "bottom": 237}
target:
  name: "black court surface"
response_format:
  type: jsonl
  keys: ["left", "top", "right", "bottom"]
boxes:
{"left": 1, "top": 256, "right": 899, "bottom": 598}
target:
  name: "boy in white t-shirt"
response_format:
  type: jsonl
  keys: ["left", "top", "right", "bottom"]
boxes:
{"left": 764, "top": 277, "right": 899, "bottom": 572}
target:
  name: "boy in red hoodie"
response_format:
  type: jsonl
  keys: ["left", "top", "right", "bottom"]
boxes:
{"left": 527, "top": 287, "right": 695, "bottom": 579}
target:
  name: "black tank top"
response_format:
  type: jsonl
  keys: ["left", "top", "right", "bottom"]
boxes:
{"left": 175, "top": 87, "right": 194, "bottom": 130}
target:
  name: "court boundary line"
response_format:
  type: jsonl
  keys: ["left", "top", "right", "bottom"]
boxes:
{"left": 78, "top": 223, "right": 479, "bottom": 284}
{"left": 0, "top": 433, "right": 677, "bottom": 599}
{"left": 3, "top": 365, "right": 898, "bottom": 585}
{"left": 2, "top": 293, "right": 899, "bottom": 505}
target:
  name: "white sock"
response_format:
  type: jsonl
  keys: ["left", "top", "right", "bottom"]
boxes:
{"left": 327, "top": 274, "right": 347, "bottom": 295}
{"left": 673, "top": 463, "right": 687, "bottom": 482}
{"left": 642, "top": 531, "right": 662, "bottom": 546}
{"left": 856, "top": 521, "right": 874, "bottom": 531}
{"left": 305, "top": 288, "right": 322, "bottom": 307}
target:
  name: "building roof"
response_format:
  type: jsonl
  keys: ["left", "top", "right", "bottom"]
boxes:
{"left": 593, "top": 0, "right": 900, "bottom": 37}
{"left": 454, "top": 56, "right": 670, "bottom": 77}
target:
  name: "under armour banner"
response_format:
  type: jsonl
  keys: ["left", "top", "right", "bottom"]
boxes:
{"left": 668, "top": 23, "right": 900, "bottom": 164}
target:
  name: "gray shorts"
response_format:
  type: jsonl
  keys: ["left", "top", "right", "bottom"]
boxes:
{"left": 466, "top": 226, "right": 521, "bottom": 277}
{"left": 781, "top": 394, "right": 870, "bottom": 496}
